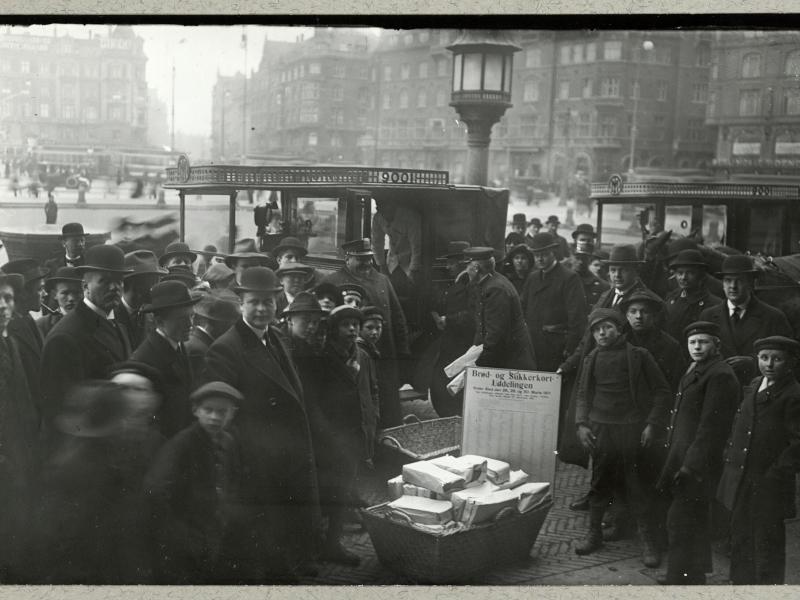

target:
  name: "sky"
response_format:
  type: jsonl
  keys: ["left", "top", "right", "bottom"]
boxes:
{"left": 11, "top": 24, "right": 321, "bottom": 138}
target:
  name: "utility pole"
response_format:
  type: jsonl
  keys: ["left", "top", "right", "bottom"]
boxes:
{"left": 241, "top": 26, "right": 248, "bottom": 164}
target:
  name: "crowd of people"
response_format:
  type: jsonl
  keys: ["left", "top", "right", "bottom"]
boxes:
{"left": 0, "top": 207, "right": 798, "bottom": 586}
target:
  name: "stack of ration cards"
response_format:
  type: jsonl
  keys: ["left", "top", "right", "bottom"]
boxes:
{"left": 386, "top": 454, "right": 550, "bottom": 528}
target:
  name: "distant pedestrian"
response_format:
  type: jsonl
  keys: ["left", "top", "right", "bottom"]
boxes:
{"left": 44, "top": 194, "right": 58, "bottom": 224}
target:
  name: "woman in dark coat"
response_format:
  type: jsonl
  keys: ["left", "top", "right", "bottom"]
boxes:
{"left": 717, "top": 336, "right": 800, "bottom": 584}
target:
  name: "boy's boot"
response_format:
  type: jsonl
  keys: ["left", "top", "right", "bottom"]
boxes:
{"left": 639, "top": 523, "right": 661, "bottom": 568}
{"left": 574, "top": 506, "right": 604, "bottom": 555}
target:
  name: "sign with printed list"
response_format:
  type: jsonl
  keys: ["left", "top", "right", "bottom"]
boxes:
{"left": 462, "top": 367, "right": 560, "bottom": 484}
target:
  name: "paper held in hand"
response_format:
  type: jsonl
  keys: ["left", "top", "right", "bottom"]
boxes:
{"left": 444, "top": 344, "right": 483, "bottom": 396}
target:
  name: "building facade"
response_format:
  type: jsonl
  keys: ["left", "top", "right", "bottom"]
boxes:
{"left": 707, "top": 31, "right": 800, "bottom": 176}
{"left": 0, "top": 25, "right": 149, "bottom": 157}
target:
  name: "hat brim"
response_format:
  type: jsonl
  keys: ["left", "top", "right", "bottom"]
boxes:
{"left": 669, "top": 262, "right": 708, "bottom": 270}
{"left": 124, "top": 267, "right": 169, "bottom": 278}
{"left": 277, "top": 268, "right": 314, "bottom": 278}
{"left": 194, "top": 250, "right": 229, "bottom": 259}
{"left": 224, "top": 253, "right": 274, "bottom": 268}
{"left": 74, "top": 265, "right": 134, "bottom": 274}
{"left": 282, "top": 307, "right": 327, "bottom": 316}
{"left": 715, "top": 269, "right": 759, "bottom": 277}
{"left": 45, "top": 276, "right": 83, "bottom": 289}
{"left": 345, "top": 251, "right": 375, "bottom": 257}
{"left": 140, "top": 295, "right": 203, "bottom": 313}
{"left": 529, "top": 243, "right": 559, "bottom": 252}
{"left": 273, "top": 245, "right": 308, "bottom": 257}
{"left": 601, "top": 260, "right": 645, "bottom": 266}
{"left": 233, "top": 285, "right": 284, "bottom": 295}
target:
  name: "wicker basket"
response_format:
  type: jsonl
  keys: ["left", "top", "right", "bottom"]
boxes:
{"left": 376, "top": 415, "right": 462, "bottom": 468}
{"left": 361, "top": 497, "right": 552, "bottom": 584}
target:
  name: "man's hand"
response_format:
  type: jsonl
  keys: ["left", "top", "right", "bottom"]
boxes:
{"left": 577, "top": 425, "right": 596, "bottom": 452}
{"left": 640, "top": 424, "right": 655, "bottom": 448}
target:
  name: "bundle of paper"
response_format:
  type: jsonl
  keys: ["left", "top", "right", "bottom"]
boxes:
{"left": 430, "top": 455, "right": 487, "bottom": 485}
{"left": 443, "top": 344, "right": 483, "bottom": 378}
{"left": 403, "top": 483, "right": 445, "bottom": 500}
{"left": 387, "top": 475, "right": 405, "bottom": 500}
{"left": 514, "top": 482, "right": 551, "bottom": 513}
{"left": 402, "top": 460, "right": 466, "bottom": 495}
{"left": 388, "top": 496, "right": 454, "bottom": 526}
{"left": 458, "top": 488, "right": 520, "bottom": 527}
{"left": 449, "top": 481, "right": 500, "bottom": 519}
{"left": 495, "top": 469, "right": 529, "bottom": 490}
{"left": 460, "top": 455, "right": 510, "bottom": 485}
{"left": 446, "top": 370, "right": 466, "bottom": 397}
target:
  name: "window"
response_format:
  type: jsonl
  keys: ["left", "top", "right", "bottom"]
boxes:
{"left": 439, "top": 30, "right": 451, "bottom": 46}
{"left": 687, "top": 118, "right": 706, "bottom": 142}
{"left": 437, "top": 58, "right": 447, "bottom": 77}
{"left": 84, "top": 64, "right": 99, "bottom": 78}
{"left": 696, "top": 42, "right": 711, "bottom": 66}
{"left": 742, "top": 53, "right": 762, "bottom": 78}
{"left": 62, "top": 105, "right": 75, "bottom": 119}
{"left": 523, "top": 80, "right": 539, "bottom": 102}
{"left": 20, "top": 60, "right": 30, "bottom": 73}
{"left": 654, "top": 114, "right": 666, "bottom": 140}
{"left": 603, "top": 40, "right": 622, "bottom": 60}
{"left": 586, "top": 43, "right": 596, "bottom": 62}
{"left": 419, "top": 62, "right": 428, "bottom": 78}
{"left": 598, "top": 116, "right": 617, "bottom": 138}
{"left": 435, "top": 89, "right": 446, "bottom": 107}
{"left": 333, "top": 64, "right": 345, "bottom": 78}
{"left": 582, "top": 78, "right": 592, "bottom": 98}
{"left": 401, "top": 64, "right": 410, "bottom": 80}
{"left": 520, "top": 115, "right": 537, "bottom": 137}
{"left": 331, "top": 108, "right": 344, "bottom": 125}
{"left": 39, "top": 103, "right": 49, "bottom": 118}
{"left": 397, "top": 119, "right": 408, "bottom": 139}
{"left": 429, "top": 118, "right": 445, "bottom": 137}
{"left": 525, "top": 48, "right": 541, "bottom": 67}
{"left": 383, "top": 93, "right": 391, "bottom": 109}
{"left": 330, "top": 134, "right": 342, "bottom": 147}
{"left": 692, "top": 83, "right": 708, "bottom": 103}
{"left": 739, "top": 89, "right": 761, "bottom": 116}
{"left": 399, "top": 89, "right": 409, "bottom": 109}
{"left": 600, "top": 77, "right": 620, "bottom": 97}
{"left": 415, "top": 118, "right": 425, "bottom": 138}
{"left": 302, "top": 83, "right": 319, "bottom": 100}
{"left": 417, "top": 89, "right": 427, "bottom": 108}
{"left": 559, "top": 45, "right": 571, "bottom": 64}
{"left": 558, "top": 79, "right": 570, "bottom": 99}
{"left": 21, "top": 102, "right": 31, "bottom": 118}
{"left": 630, "top": 80, "right": 640, "bottom": 99}
{"left": 309, "top": 62, "right": 321, "bottom": 75}
{"left": 307, "top": 132, "right": 318, "bottom": 146}
{"left": 419, "top": 31, "right": 429, "bottom": 43}
{"left": 383, "top": 65, "right": 391, "bottom": 81}
{"left": 110, "top": 106, "right": 123, "bottom": 120}
{"left": 404, "top": 33, "right": 413, "bottom": 46}
{"left": 577, "top": 113, "right": 591, "bottom": 137}
{"left": 85, "top": 106, "right": 98, "bottom": 120}
{"left": 0, "top": 59, "right": 9, "bottom": 73}
{"left": 572, "top": 44, "right": 583, "bottom": 63}
{"left": 655, "top": 47, "right": 672, "bottom": 65}
{"left": 332, "top": 85, "right": 343, "bottom": 101}
{"left": 657, "top": 80, "right": 668, "bottom": 101}
{"left": 784, "top": 89, "right": 800, "bottom": 115}
{"left": 708, "top": 90, "right": 717, "bottom": 116}
{"left": 786, "top": 50, "right": 800, "bottom": 77}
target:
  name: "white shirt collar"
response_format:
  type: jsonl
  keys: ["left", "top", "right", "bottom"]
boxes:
{"left": 242, "top": 317, "right": 267, "bottom": 345}
{"left": 156, "top": 328, "right": 179, "bottom": 351}
{"left": 727, "top": 299, "right": 748, "bottom": 317}
{"left": 83, "top": 297, "right": 114, "bottom": 320}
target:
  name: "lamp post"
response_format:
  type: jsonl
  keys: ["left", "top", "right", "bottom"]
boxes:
{"left": 448, "top": 30, "right": 520, "bottom": 186}
{"left": 219, "top": 90, "right": 230, "bottom": 161}
{"left": 628, "top": 39, "right": 654, "bottom": 174}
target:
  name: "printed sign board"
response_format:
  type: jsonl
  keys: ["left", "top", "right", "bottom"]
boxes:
{"left": 462, "top": 367, "right": 560, "bottom": 484}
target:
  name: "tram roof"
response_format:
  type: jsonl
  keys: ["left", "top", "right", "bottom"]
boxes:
{"left": 162, "top": 163, "right": 453, "bottom": 193}
{"left": 591, "top": 177, "right": 800, "bottom": 202}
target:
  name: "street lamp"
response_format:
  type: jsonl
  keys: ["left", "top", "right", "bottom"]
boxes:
{"left": 628, "top": 39, "right": 654, "bottom": 174}
{"left": 448, "top": 30, "right": 520, "bottom": 186}
{"left": 219, "top": 90, "right": 231, "bottom": 161}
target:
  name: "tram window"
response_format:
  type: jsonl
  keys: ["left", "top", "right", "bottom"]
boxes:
{"left": 664, "top": 205, "right": 693, "bottom": 237}
{"left": 749, "top": 205, "right": 783, "bottom": 256}
{"left": 600, "top": 202, "right": 656, "bottom": 246}
{"left": 300, "top": 198, "right": 344, "bottom": 257}
{"left": 701, "top": 205, "right": 727, "bottom": 247}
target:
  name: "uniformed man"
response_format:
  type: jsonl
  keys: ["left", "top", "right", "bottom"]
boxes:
{"left": 465, "top": 246, "right": 536, "bottom": 371}
{"left": 664, "top": 249, "right": 723, "bottom": 344}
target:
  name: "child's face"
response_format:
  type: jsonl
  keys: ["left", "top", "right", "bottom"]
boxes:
{"left": 193, "top": 397, "right": 237, "bottom": 435}
{"left": 361, "top": 318, "right": 383, "bottom": 345}
{"left": 626, "top": 301, "right": 656, "bottom": 333}
{"left": 336, "top": 317, "right": 360, "bottom": 345}
{"left": 687, "top": 334, "right": 718, "bottom": 363}
{"left": 592, "top": 320, "right": 620, "bottom": 347}
{"left": 758, "top": 349, "right": 792, "bottom": 381}
{"left": 288, "top": 312, "right": 320, "bottom": 341}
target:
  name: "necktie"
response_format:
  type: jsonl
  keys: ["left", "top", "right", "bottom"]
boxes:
{"left": 731, "top": 306, "right": 741, "bottom": 326}
{"left": 612, "top": 292, "right": 623, "bottom": 307}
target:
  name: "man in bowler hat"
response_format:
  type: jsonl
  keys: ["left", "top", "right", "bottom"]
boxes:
{"left": 44, "top": 222, "right": 86, "bottom": 275}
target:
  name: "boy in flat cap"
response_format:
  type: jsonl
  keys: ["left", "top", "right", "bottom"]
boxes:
{"left": 717, "top": 336, "right": 800, "bottom": 584}
{"left": 657, "top": 321, "right": 740, "bottom": 585}
{"left": 145, "top": 381, "right": 242, "bottom": 583}
{"left": 573, "top": 308, "right": 671, "bottom": 567}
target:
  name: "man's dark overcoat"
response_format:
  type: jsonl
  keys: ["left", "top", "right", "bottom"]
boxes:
{"left": 131, "top": 330, "right": 195, "bottom": 438}
{"left": 36, "top": 311, "right": 62, "bottom": 340}
{"left": 472, "top": 271, "right": 536, "bottom": 370}
{"left": 204, "top": 318, "right": 321, "bottom": 574}
{"left": 184, "top": 326, "right": 215, "bottom": 380}
{"left": 7, "top": 313, "right": 44, "bottom": 422}
{"left": 664, "top": 286, "right": 722, "bottom": 344}
{"left": 40, "top": 301, "right": 132, "bottom": 424}
{"left": 521, "top": 262, "right": 587, "bottom": 372}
